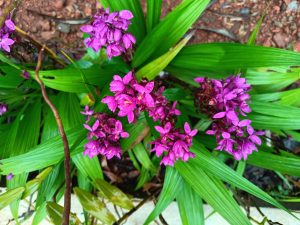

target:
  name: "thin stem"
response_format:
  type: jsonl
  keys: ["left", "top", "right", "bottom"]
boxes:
{"left": 35, "top": 47, "right": 71, "bottom": 225}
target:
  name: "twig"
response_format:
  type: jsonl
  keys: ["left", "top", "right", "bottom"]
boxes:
{"left": 159, "top": 214, "right": 169, "bottom": 225}
{"left": 113, "top": 197, "right": 149, "bottom": 225}
{"left": 15, "top": 26, "right": 66, "bottom": 66}
{"left": 113, "top": 189, "right": 160, "bottom": 225}
{"left": 34, "top": 47, "right": 71, "bottom": 225}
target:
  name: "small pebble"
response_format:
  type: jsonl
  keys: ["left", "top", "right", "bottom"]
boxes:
{"left": 57, "top": 23, "right": 70, "bottom": 33}
{"left": 288, "top": 1, "right": 299, "bottom": 11}
{"left": 274, "top": 21, "right": 283, "bottom": 28}
{"left": 240, "top": 8, "right": 250, "bottom": 15}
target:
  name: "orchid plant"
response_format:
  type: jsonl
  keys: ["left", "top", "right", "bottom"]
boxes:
{"left": 0, "top": 1, "right": 300, "bottom": 225}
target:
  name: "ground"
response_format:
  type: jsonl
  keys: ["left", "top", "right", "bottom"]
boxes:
{"left": 10, "top": 0, "right": 300, "bottom": 62}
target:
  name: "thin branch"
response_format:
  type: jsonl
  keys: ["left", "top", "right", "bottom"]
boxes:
{"left": 113, "top": 189, "right": 160, "bottom": 225}
{"left": 15, "top": 26, "right": 66, "bottom": 66}
{"left": 158, "top": 214, "right": 169, "bottom": 225}
{"left": 35, "top": 47, "right": 71, "bottom": 225}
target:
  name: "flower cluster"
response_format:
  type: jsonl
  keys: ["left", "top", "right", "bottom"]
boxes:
{"left": 152, "top": 122, "right": 197, "bottom": 166}
{"left": 82, "top": 107, "right": 129, "bottom": 159}
{"left": 102, "top": 71, "right": 181, "bottom": 124}
{"left": 0, "top": 103, "right": 7, "bottom": 116}
{"left": 0, "top": 18, "right": 15, "bottom": 52}
{"left": 81, "top": 8, "right": 136, "bottom": 59}
{"left": 102, "top": 71, "right": 197, "bottom": 166}
{"left": 194, "top": 75, "right": 264, "bottom": 160}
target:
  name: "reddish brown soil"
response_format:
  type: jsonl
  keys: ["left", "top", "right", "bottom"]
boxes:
{"left": 10, "top": 0, "right": 300, "bottom": 61}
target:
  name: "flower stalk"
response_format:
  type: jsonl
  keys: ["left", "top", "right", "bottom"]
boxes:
{"left": 34, "top": 47, "right": 71, "bottom": 225}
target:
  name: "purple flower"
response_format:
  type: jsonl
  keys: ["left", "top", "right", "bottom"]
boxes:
{"left": 101, "top": 71, "right": 196, "bottom": 166}
{"left": 0, "top": 103, "right": 7, "bottom": 116}
{"left": 82, "top": 112, "right": 129, "bottom": 159}
{"left": 5, "top": 19, "right": 15, "bottom": 31}
{"left": 0, "top": 35, "right": 14, "bottom": 52}
{"left": 7, "top": 173, "right": 14, "bottom": 180}
{"left": 81, "top": 105, "right": 94, "bottom": 122}
{"left": 152, "top": 122, "right": 197, "bottom": 166}
{"left": 81, "top": 8, "right": 135, "bottom": 59}
{"left": 21, "top": 70, "right": 30, "bottom": 79}
{"left": 0, "top": 18, "right": 15, "bottom": 52}
{"left": 195, "top": 75, "right": 264, "bottom": 160}
{"left": 122, "top": 33, "right": 136, "bottom": 49}
{"left": 134, "top": 81, "right": 155, "bottom": 107}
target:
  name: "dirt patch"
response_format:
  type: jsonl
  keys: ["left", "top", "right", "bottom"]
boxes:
{"left": 9, "top": 0, "right": 300, "bottom": 63}
{"left": 12, "top": 0, "right": 98, "bottom": 62}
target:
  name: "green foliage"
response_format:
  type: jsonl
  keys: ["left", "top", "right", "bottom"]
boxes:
{"left": 94, "top": 179, "right": 134, "bottom": 210}
{"left": 74, "top": 187, "right": 116, "bottom": 224}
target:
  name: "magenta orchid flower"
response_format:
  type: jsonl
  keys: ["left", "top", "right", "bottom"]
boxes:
{"left": 81, "top": 8, "right": 135, "bottom": 59}
{"left": 195, "top": 75, "right": 264, "bottom": 160}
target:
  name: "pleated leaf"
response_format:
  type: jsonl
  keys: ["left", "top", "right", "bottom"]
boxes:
{"left": 177, "top": 180, "right": 204, "bottom": 225}
{"left": 169, "top": 43, "right": 300, "bottom": 71}
{"left": 133, "top": 0, "right": 210, "bottom": 67}
{"left": 136, "top": 32, "right": 193, "bottom": 81}
{"left": 46, "top": 202, "right": 81, "bottom": 225}
{"left": 0, "top": 187, "right": 25, "bottom": 210}
{"left": 94, "top": 179, "right": 134, "bottom": 210}
{"left": 74, "top": 187, "right": 116, "bottom": 224}
{"left": 176, "top": 163, "right": 251, "bottom": 225}
{"left": 146, "top": 0, "right": 162, "bottom": 32}
{"left": 5, "top": 99, "right": 41, "bottom": 220}
{"left": 144, "top": 167, "right": 183, "bottom": 225}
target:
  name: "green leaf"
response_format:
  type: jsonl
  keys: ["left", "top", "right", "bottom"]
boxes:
{"left": 250, "top": 101, "right": 300, "bottom": 118}
{"left": 146, "top": 0, "right": 162, "bottom": 32}
{"left": 72, "top": 154, "right": 103, "bottom": 181}
{"left": 132, "top": 143, "right": 156, "bottom": 172}
{"left": 5, "top": 100, "right": 41, "bottom": 220}
{"left": 28, "top": 65, "right": 119, "bottom": 93}
{"left": 169, "top": 43, "right": 300, "bottom": 72}
{"left": 46, "top": 202, "right": 81, "bottom": 225}
{"left": 0, "top": 65, "right": 23, "bottom": 88}
{"left": 247, "top": 15, "right": 264, "bottom": 45}
{"left": 246, "top": 68, "right": 300, "bottom": 91}
{"left": 0, "top": 127, "right": 86, "bottom": 175}
{"left": 252, "top": 88, "right": 300, "bottom": 106}
{"left": 0, "top": 187, "right": 25, "bottom": 210}
{"left": 249, "top": 114, "right": 300, "bottom": 130}
{"left": 22, "top": 167, "right": 53, "bottom": 199}
{"left": 0, "top": 52, "right": 21, "bottom": 70}
{"left": 136, "top": 32, "right": 193, "bottom": 81}
{"left": 33, "top": 164, "right": 65, "bottom": 225}
{"left": 94, "top": 179, "right": 134, "bottom": 210}
{"left": 177, "top": 180, "right": 204, "bottom": 225}
{"left": 144, "top": 167, "right": 183, "bottom": 225}
{"left": 74, "top": 187, "right": 116, "bottom": 224}
{"left": 248, "top": 150, "right": 300, "bottom": 177}
{"left": 176, "top": 163, "right": 251, "bottom": 225}
{"left": 133, "top": 0, "right": 210, "bottom": 67}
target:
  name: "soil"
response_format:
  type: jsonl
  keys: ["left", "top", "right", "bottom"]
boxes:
{"left": 9, "top": 0, "right": 300, "bottom": 63}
